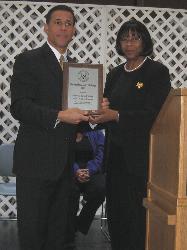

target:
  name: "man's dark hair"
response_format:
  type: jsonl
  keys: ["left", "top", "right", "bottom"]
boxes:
{"left": 115, "top": 18, "right": 153, "bottom": 56}
{"left": 45, "top": 5, "right": 76, "bottom": 25}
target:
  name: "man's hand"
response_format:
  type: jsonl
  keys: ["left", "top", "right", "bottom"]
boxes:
{"left": 57, "top": 108, "right": 89, "bottom": 124}
{"left": 75, "top": 169, "right": 90, "bottom": 183}
{"left": 89, "top": 109, "right": 118, "bottom": 124}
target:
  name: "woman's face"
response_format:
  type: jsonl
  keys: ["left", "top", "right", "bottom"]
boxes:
{"left": 120, "top": 30, "right": 143, "bottom": 60}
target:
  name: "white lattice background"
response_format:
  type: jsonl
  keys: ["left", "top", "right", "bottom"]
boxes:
{"left": 0, "top": 176, "right": 16, "bottom": 219}
{"left": 0, "top": 195, "right": 17, "bottom": 219}
{"left": 0, "top": 1, "right": 187, "bottom": 144}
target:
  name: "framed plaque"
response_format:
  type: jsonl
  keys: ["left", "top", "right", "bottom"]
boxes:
{"left": 62, "top": 63, "right": 103, "bottom": 114}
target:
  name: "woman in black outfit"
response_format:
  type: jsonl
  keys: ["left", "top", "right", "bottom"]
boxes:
{"left": 90, "top": 19, "right": 171, "bottom": 250}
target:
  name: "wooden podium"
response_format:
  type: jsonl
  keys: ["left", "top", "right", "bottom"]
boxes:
{"left": 143, "top": 88, "right": 187, "bottom": 250}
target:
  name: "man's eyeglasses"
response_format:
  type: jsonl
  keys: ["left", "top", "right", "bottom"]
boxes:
{"left": 54, "top": 20, "right": 74, "bottom": 28}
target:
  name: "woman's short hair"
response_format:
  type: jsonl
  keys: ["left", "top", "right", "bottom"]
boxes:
{"left": 115, "top": 18, "right": 153, "bottom": 56}
{"left": 45, "top": 5, "right": 76, "bottom": 25}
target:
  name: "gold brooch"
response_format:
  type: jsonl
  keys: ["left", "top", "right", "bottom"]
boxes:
{"left": 136, "top": 82, "right": 144, "bottom": 89}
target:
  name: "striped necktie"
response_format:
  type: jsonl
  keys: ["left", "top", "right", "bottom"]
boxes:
{"left": 59, "top": 54, "right": 64, "bottom": 70}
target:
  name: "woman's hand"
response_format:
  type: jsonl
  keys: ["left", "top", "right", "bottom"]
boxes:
{"left": 89, "top": 109, "right": 119, "bottom": 124}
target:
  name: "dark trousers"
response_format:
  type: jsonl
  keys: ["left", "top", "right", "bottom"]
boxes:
{"left": 67, "top": 173, "right": 105, "bottom": 239}
{"left": 16, "top": 170, "right": 72, "bottom": 250}
{"left": 106, "top": 144, "right": 147, "bottom": 250}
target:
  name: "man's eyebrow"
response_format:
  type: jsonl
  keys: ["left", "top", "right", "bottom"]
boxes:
{"left": 55, "top": 18, "right": 72, "bottom": 21}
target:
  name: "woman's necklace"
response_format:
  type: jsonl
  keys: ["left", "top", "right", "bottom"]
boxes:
{"left": 124, "top": 56, "right": 148, "bottom": 72}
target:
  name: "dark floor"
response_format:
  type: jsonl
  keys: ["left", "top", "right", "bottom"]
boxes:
{"left": 0, "top": 218, "right": 111, "bottom": 250}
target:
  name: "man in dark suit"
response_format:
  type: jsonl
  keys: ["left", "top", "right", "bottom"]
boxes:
{"left": 10, "top": 5, "right": 89, "bottom": 250}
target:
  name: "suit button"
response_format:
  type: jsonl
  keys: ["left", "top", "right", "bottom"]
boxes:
{"left": 65, "top": 137, "right": 71, "bottom": 142}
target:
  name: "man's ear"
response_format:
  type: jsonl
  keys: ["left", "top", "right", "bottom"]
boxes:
{"left": 44, "top": 24, "right": 48, "bottom": 34}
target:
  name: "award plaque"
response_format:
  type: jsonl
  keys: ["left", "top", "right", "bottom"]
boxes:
{"left": 62, "top": 63, "right": 103, "bottom": 114}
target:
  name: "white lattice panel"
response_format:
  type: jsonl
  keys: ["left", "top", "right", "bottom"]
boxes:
{"left": 0, "top": 195, "right": 17, "bottom": 219}
{"left": 0, "top": 177, "right": 16, "bottom": 219}
{"left": 0, "top": 1, "right": 187, "bottom": 143}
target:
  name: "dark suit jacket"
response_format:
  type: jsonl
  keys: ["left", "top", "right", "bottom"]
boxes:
{"left": 10, "top": 43, "right": 77, "bottom": 179}
{"left": 103, "top": 58, "right": 171, "bottom": 177}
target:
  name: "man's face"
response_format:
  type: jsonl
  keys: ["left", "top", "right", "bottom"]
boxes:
{"left": 44, "top": 10, "right": 76, "bottom": 53}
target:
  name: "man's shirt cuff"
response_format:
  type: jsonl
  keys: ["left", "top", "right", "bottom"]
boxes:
{"left": 54, "top": 118, "right": 60, "bottom": 128}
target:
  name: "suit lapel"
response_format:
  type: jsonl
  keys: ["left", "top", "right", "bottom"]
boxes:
{"left": 40, "top": 44, "right": 76, "bottom": 108}
{"left": 41, "top": 43, "right": 76, "bottom": 77}
{"left": 42, "top": 43, "right": 64, "bottom": 96}
{"left": 41, "top": 43, "right": 62, "bottom": 78}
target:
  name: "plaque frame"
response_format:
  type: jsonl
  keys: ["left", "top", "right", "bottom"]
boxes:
{"left": 62, "top": 62, "right": 103, "bottom": 113}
